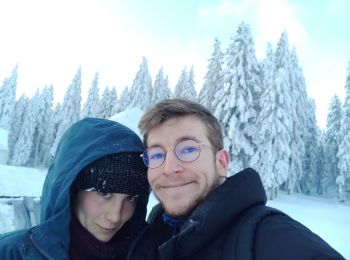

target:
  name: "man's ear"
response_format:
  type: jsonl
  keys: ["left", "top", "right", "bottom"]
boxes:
{"left": 216, "top": 149, "right": 229, "bottom": 177}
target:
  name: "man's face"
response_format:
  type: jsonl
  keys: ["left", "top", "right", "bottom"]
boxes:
{"left": 73, "top": 191, "right": 136, "bottom": 242}
{"left": 146, "top": 116, "right": 228, "bottom": 217}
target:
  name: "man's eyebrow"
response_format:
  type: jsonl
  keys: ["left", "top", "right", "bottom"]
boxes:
{"left": 177, "top": 136, "right": 200, "bottom": 143}
{"left": 147, "top": 136, "right": 200, "bottom": 148}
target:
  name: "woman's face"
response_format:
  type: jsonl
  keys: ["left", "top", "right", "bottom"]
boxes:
{"left": 73, "top": 191, "right": 137, "bottom": 242}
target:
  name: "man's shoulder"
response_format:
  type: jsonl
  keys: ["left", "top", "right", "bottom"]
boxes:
{"left": 223, "top": 205, "right": 285, "bottom": 256}
{"left": 253, "top": 207, "right": 345, "bottom": 259}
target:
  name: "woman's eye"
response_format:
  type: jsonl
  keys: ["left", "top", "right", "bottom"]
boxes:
{"left": 99, "top": 192, "right": 113, "bottom": 198}
{"left": 126, "top": 195, "right": 137, "bottom": 202}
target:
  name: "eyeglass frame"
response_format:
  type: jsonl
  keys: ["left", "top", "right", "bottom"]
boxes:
{"left": 140, "top": 139, "right": 212, "bottom": 169}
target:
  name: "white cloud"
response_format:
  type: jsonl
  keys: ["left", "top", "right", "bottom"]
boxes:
{"left": 142, "top": 38, "right": 206, "bottom": 92}
{"left": 198, "top": 0, "right": 308, "bottom": 58}
{"left": 254, "top": 0, "right": 308, "bottom": 52}
{"left": 0, "top": 0, "right": 146, "bottom": 103}
{"left": 198, "top": 0, "right": 252, "bottom": 17}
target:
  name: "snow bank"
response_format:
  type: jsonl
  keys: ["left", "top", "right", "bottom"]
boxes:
{"left": 110, "top": 108, "right": 144, "bottom": 137}
{"left": 0, "top": 164, "right": 46, "bottom": 197}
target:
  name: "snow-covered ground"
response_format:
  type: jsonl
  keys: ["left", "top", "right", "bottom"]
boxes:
{"left": 0, "top": 164, "right": 348, "bottom": 258}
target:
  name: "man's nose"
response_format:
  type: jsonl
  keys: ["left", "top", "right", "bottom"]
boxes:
{"left": 162, "top": 151, "right": 184, "bottom": 175}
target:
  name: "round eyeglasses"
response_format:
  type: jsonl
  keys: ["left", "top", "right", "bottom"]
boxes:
{"left": 141, "top": 139, "right": 209, "bottom": 169}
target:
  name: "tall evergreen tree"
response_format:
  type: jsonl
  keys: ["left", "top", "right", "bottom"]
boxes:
{"left": 118, "top": 86, "right": 130, "bottom": 113}
{"left": 110, "top": 86, "right": 120, "bottom": 117}
{"left": 272, "top": 32, "right": 306, "bottom": 194}
{"left": 33, "top": 85, "right": 55, "bottom": 167}
{"left": 97, "top": 86, "right": 118, "bottom": 118}
{"left": 337, "top": 61, "right": 350, "bottom": 201}
{"left": 106, "top": 86, "right": 118, "bottom": 118}
{"left": 315, "top": 129, "right": 327, "bottom": 195}
{"left": 199, "top": 38, "right": 223, "bottom": 112}
{"left": 51, "top": 67, "right": 82, "bottom": 155}
{"left": 213, "top": 22, "right": 262, "bottom": 174}
{"left": 251, "top": 44, "right": 291, "bottom": 199}
{"left": 174, "top": 67, "right": 188, "bottom": 98}
{"left": 324, "top": 95, "right": 342, "bottom": 193}
{"left": 299, "top": 99, "right": 318, "bottom": 195}
{"left": 11, "top": 91, "right": 40, "bottom": 166}
{"left": 289, "top": 47, "right": 310, "bottom": 194}
{"left": 0, "top": 65, "right": 18, "bottom": 130}
{"left": 7, "top": 94, "right": 29, "bottom": 164}
{"left": 81, "top": 72, "right": 100, "bottom": 119}
{"left": 128, "top": 57, "right": 153, "bottom": 110}
{"left": 97, "top": 86, "right": 111, "bottom": 119}
{"left": 186, "top": 66, "right": 197, "bottom": 101}
{"left": 174, "top": 66, "right": 197, "bottom": 101}
{"left": 152, "top": 67, "right": 172, "bottom": 104}
{"left": 52, "top": 102, "right": 62, "bottom": 145}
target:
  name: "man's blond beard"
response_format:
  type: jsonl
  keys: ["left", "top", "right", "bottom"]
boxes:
{"left": 158, "top": 170, "right": 223, "bottom": 218}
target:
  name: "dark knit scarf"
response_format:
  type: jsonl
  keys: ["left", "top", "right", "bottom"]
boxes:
{"left": 162, "top": 213, "right": 186, "bottom": 234}
{"left": 69, "top": 213, "right": 131, "bottom": 260}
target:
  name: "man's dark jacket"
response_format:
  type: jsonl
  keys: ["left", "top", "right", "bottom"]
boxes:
{"left": 128, "top": 168, "right": 344, "bottom": 260}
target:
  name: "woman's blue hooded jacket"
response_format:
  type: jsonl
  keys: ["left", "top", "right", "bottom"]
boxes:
{"left": 0, "top": 117, "right": 149, "bottom": 259}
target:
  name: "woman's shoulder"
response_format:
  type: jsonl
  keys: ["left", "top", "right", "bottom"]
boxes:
{"left": 0, "top": 228, "right": 31, "bottom": 256}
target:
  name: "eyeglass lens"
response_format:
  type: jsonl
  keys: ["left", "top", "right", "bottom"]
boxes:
{"left": 143, "top": 139, "right": 201, "bottom": 168}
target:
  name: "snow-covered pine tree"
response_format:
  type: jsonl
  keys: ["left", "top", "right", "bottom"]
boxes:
{"left": 199, "top": 38, "right": 223, "bottom": 112}
{"left": 299, "top": 99, "right": 318, "bottom": 195}
{"left": 315, "top": 129, "right": 327, "bottom": 195}
{"left": 97, "top": 86, "right": 111, "bottom": 119}
{"left": 152, "top": 67, "right": 172, "bottom": 104}
{"left": 174, "top": 67, "right": 188, "bottom": 98}
{"left": 213, "top": 22, "right": 262, "bottom": 174}
{"left": 174, "top": 66, "right": 197, "bottom": 101}
{"left": 0, "top": 65, "right": 18, "bottom": 130}
{"left": 50, "top": 67, "right": 82, "bottom": 155}
{"left": 128, "top": 57, "right": 153, "bottom": 110}
{"left": 324, "top": 95, "right": 342, "bottom": 193}
{"left": 273, "top": 32, "right": 305, "bottom": 194}
{"left": 97, "top": 86, "right": 118, "bottom": 119}
{"left": 106, "top": 86, "right": 118, "bottom": 118}
{"left": 118, "top": 86, "right": 129, "bottom": 113}
{"left": 110, "top": 86, "right": 120, "bottom": 117}
{"left": 81, "top": 72, "right": 100, "bottom": 119}
{"left": 337, "top": 61, "right": 350, "bottom": 201}
{"left": 186, "top": 66, "right": 197, "bottom": 101}
{"left": 290, "top": 47, "right": 311, "bottom": 194}
{"left": 11, "top": 91, "right": 40, "bottom": 166}
{"left": 7, "top": 94, "right": 29, "bottom": 164}
{"left": 250, "top": 43, "right": 291, "bottom": 199}
{"left": 52, "top": 102, "right": 61, "bottom": 144}
{"left": 33, "top": 85, "right": 55, "bottom": 167}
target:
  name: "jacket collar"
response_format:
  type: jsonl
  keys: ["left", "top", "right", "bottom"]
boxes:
{"left": 152, "top": 168, "right": 267, "bottom": 259}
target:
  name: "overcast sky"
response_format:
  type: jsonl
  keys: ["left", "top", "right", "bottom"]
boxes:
{"left": 0, "top": 0, "right": 349, "bottom": 128}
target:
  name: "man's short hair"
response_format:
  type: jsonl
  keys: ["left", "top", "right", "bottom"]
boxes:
{"left": 139, "top": 98, "right": 224, "bottom": 151}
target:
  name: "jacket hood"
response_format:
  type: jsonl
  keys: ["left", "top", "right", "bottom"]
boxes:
{"left": 33, "top": 117, "right": 148, "bottom": 256}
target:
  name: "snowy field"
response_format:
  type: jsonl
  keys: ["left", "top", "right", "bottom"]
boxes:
{"left": 0, "top": 164, "right": 348, "bottom": 258}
